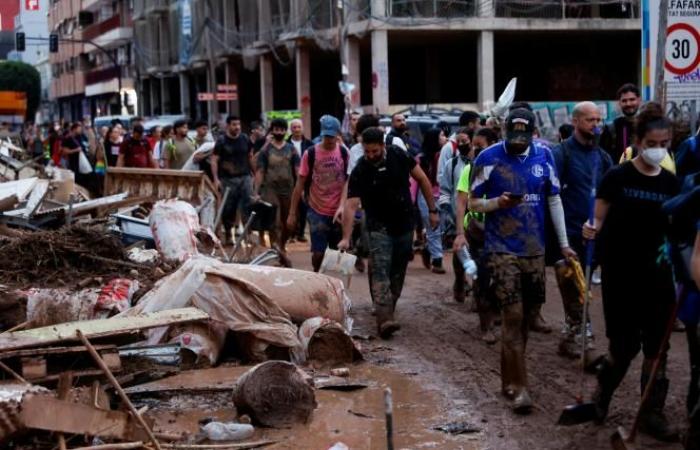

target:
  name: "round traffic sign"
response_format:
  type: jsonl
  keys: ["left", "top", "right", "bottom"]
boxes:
{"left": 665, "top": 23, "right": 700, "bottom": 76}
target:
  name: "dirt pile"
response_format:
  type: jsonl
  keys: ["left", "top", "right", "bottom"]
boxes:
{"left": 0, "top": 226, "right": 171, "bottom": 295}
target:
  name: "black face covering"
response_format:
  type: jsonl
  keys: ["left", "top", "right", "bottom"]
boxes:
{"left": 506, "top": 141, "right": 529, "bottom": 155}
{"left": 457, "top": 144, "right": 470, "bottom": 156}
{"left": 272, "top": 133, "right": 285, "bottom": 142}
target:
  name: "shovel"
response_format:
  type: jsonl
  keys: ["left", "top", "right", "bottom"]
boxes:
{"left": 609, "top": 285, "right": 685, "bottom": 450}
{"left": 557, "top": 238, "right": 598, "bottom": 426}
{"left": 558, "top": 156, "right": 600, "bottom": 426}
{"left": 319, "top": 248, "right": 357, "bottom": 287}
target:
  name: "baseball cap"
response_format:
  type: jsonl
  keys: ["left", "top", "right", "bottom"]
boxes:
{"left": 505, "top": 108, "right": 535, "bottom": 145}
{"left": 319, "top": 115, "right": 341, "bottom": 137}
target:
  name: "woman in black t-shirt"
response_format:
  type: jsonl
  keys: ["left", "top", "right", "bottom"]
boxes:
{"left": 582, "top": 103, "right": 680, "bottom": 441}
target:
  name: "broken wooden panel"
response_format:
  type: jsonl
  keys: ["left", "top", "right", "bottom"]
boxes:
{"left": 18, "top": 395, "right": 151, "bottom": 441}
{"left": 103, "top": 168, "right": 219, "bottom": 227}
{"left": 124, "top": 366, "right": 249, "bottom": 395}
{"left": 0, "top": 307, "right": 209, "bottom": 353}
{"left": 10, "top": 346, "right": 122, "bottom": 382}
{"left": 0, "top": 178, "right": 37, "bottom": 203}
{"left": 0, "top": 383, "right": 49, "bottom": 442}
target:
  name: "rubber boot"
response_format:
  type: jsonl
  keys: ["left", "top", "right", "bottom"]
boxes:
{"left": 375, "top": 305, "right": 400, "bottom": 340}
{"left": 592, "top": 356, "right": 628, "bottom": 424}
{"left": 501, "top": 303, "right": 529, "bottom": 413}
{"left": 639, "top": 376, "right": 679, "bottom": 442}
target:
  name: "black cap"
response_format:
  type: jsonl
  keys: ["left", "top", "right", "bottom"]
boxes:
{"left": 505, "top": 108, "right": 535, "bottom": 145}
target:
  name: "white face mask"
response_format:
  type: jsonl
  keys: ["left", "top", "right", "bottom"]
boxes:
{"left": 641, "top": 147, "right": 667, "bottom": 167}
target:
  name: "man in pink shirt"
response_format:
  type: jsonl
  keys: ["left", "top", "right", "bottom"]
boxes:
{"left": 288, "top": 115, "right": 348, "bottom": 271}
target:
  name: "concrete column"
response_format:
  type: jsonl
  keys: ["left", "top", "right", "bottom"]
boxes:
{"left": 347, "top": 37, "right": 361, "bottom": 108}
{"left": 477, "top": 31, "right": 495, "bottom": 109}
{"left": 477, "top": 0, "right": 495, "bottom": 17}
{"left": 371, "top": 29, "right": 389, "bottom": 113}
{"left": 149, "top": 77, "right": 159, "bottom": 116}
{"left": 371, "top": 0, "right": 387, "bottom": 16}
{"left": 179, "top": 72, "right": 191, "bottom": 117}
{"left": 295, "top": 46, "right": 312, "bottom": 138}
{"left": 160, "top": 76, "right": 171, "bottom": 114}
{"left": 225, "top": 61, "right": 240, "bottom": 118}
{"left": 260, "top": 54, "right": 274, "bottom": 114}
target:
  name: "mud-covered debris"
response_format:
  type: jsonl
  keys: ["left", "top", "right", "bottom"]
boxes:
{"left": 433, "top": 421, "right": 482, "bottom": 434}
{"left": 232, "top": 361, "right": 316, "bottom": 428}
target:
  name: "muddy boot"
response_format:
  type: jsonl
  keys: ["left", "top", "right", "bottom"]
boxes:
{"left": 528, "top": 305, "right": 552, "bottom": 334}
{"left": 513, "top": 389, "right": 533, "bottom": 414}
{"left": 481, "top": 328, "right": 497, "bottom": 345}
{"left": 431, "top": 258, "right": 446, "bottom": 274}
{"left": 639, "top": 377, "right": 679, "bottom": 442}
{"left": 592, "top": 357, "right": 628, "bottom": 424}
{"left": 420, "top": 247, "right": 431, "bottom": 270}
{"left": 558, "top": 338, "right": 581, "bottom": 360}
{"left": 376, "top": 306, "right": 400, "bottom": 340}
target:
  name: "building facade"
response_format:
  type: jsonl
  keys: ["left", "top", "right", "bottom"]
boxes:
{"left": 133, "top": 0, "right": 640, "bottom": 136}
{"left": 48, "top": 0, "right": 137, "bottom": 122}
{"left": 7, "top": 0, "right": 50, "bottom": 66}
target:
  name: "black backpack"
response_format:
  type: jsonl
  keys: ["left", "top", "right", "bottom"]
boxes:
{"left": 304, "top": 144, "right": 349, "bottom": 196}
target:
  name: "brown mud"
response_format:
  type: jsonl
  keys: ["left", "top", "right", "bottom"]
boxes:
{"left": 287, "top": 243, "right": 689, "bottom": 450}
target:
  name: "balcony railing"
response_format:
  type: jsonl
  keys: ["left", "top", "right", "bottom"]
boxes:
{"left": 388, "top": 0, "right": 478, "bottom": 17}
{"left": 85, "top": 66, "right": 121, "bottom": 85}
{"left": 384, "top": 0, "right": 639, "bottom": 18}
{"left": 494, "top": 0, "right": 639, "bottom": 18}
{"left": 82, "top": 14, "right": 122, "bottom": 41}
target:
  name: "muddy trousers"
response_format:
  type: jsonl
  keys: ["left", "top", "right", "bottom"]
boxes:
{"left": 595, "top": 335, "right": 670, "bottom": 420}
{"left": 554, "top": 239, "right": 593, "bottom": 343}
{"left": 367, "top": 230, "right": 413, "bottom": 325}
{"left": 687, "top": 324, "right": 700, "bottom": 449}
{"left": 487, "top": 254, "right": 546, "bottom": 396}
{"left": 262, "top": 191, "right": 291, "bottom": 251}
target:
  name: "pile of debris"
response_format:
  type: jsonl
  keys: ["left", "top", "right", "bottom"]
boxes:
{"left": 0, "top": 166, "right": 371, "bottom": 449}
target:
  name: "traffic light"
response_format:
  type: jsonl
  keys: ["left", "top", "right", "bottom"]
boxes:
{"left": 49, "top": 34, "right": 58, "bottom": 53}
{"left": 15, "top": 32, "right": 25, "bottom": 52}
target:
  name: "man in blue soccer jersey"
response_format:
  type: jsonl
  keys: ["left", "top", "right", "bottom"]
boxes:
{"left": 469, "top": 108, "right": 575, "bottom": 413}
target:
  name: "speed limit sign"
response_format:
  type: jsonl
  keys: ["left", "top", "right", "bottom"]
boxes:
{"left": 643, "top": 0, "right": 700, "bottom": 100}
{"left": 665, "top": 22, "right": 700, "bottom": 76}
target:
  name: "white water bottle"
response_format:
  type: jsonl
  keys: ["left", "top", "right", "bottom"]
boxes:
{"left": 456, "top": 245, "right": 478, "bottom": 279}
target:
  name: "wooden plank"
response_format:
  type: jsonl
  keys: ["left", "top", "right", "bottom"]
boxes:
{"left": 106, "top": 167, "right": 205, "bottom": 179}
{"left": 24, "top": 179, "right": 50, "bottom": 217}
{"left": 0, "top": 344, "right": 115, "bottom": 360}
{"left": 0, "top": 177, "right": 37, "bottom": 202}
{"left": 124, "top": 366, "right": 249, "bottom": 395}
{"left": 0, "top": 308, "right": 209, "bottom": 353}
{"left": 20, "top": 395, "right": 131, "bottom": 439}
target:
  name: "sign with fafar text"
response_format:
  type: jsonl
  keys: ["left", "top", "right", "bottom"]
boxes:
{"left": 643, "top": 0, "right": 700, "bottom": 101}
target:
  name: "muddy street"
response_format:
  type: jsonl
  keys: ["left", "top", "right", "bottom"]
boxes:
{"left": 287, "top": 243, "right": 690, "bottom": 450}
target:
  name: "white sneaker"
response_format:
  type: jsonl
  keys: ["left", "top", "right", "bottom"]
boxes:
{"left": 591, "top": 269, "right": 601, "bottom": 285}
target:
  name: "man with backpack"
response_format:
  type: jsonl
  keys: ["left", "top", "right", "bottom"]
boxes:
{"left": 287, "top": 115, "right": 348, "bottom": 272}
{"left": 551, "top": 102, "right": 613, "bottom": 360}
{"left": 600, "top": 83, "right": 641, "bottom": 163}
{"left": 253, "top": 118, "right": 300, "bottom": 266}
